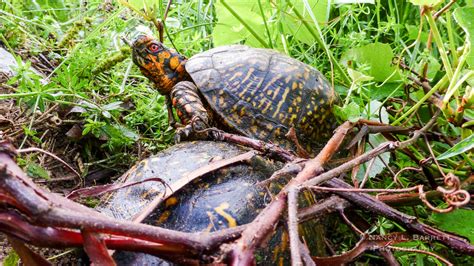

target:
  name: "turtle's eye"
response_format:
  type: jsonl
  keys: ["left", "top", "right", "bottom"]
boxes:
{"left": 149, "top": 43, "right": 161, "bottom": 53}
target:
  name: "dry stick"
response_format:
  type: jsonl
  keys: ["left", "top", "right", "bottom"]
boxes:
{"left": 297, "top": 195, "right": 349, "bottom": 223}
{"left": 16, "top": 147, "right": 81, "bottom": 179}
{"left": 7, "top": 235, "right": 51, "bottom": 266}
{"left": 299, "top": 241, "right": 316, "bottom": 266}
{"left": 301, "top": 110, "right": 440, "bottom": 188}
{"left": 287, "top": 187, "right": 302, "bottom": 266}
{"left": 82, "top": 230, "right": 116, "bottom": 265}
{"left": 215, "top": 131, "right": 297, "bottom": 162}
{"left": 377, "top": 190, "right": 442, "bottom": 206}
{"left": 229, "top": 121, "right": 354, "bottom": 265}
{"left": 433, "top": 0, "right": 457, "bottom": 19}
{"left": 312, "top": 233, "right": 410, "bottom": 265}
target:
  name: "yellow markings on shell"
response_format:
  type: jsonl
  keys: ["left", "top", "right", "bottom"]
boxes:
{"left": 257, "top": 98, "right": 267, "bottom": 108}
{"left": 169, "top": 56, "right": 180, "bottom": 70}
{"left": 266, "top": 123, "right": 273, "bottom": 131}
{"left": 205, "top": 211, "right": 217, "bottom": 232}
{"left": 249, "top": 125, "right": 259, "bottom": 135}
{"left": 165, "top": 197, "right": 178, "bottom": 208}
{"left": 214, "top": 202, "right": 237, "bottom": 228}
{"left": 272, "top": 87, "right": 290, "bottom": 118}
{"left": 319, "top": 98, "right": 326, "bottom": 105}
{"left": 303, "top": 70, "right": 309, "bottom": 80}
{"left": 262, "top": 74, "right": 281, "bottom": 93}
{"left": 241, "top": 68, "right": 254, "bottom": 85}
{"left": 271, "top": 87, "right": 281, "bottom": 100}
{"left": 156, "top": 210, "right": 171, "bottom": 225}
{"left": 278, "top": 113, "right": 286, "bottom": 122}
{"left": 266, "top": 90, "right": 272, "bottom": 96}
{"left": 274, "top": 127, "right": 281, "bottom": 137}
{"left": 289, "top": 114, "right": 297, "bottom": 123}
{"left": 229, "top": 72, "right": 243, "bottom": 82}
{"left": 262, "top": 100, "right": 272, "bottom": 113}
{"left": 292, "top": 82, "right": 298, "bottom": 90}
{"left": 239, "top": 106, "right": 246, "bottom": 117}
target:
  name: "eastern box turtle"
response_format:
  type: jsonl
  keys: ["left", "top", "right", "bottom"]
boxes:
{"left": 132, "top": 35, "right": 338, "bottom": 153}
{"left": 97, "top": 141, "right": 323, "bottom": 264}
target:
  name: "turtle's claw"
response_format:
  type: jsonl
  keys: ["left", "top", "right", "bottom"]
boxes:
{"left": 174, "top": 125, "right": 193, "bottom": 143}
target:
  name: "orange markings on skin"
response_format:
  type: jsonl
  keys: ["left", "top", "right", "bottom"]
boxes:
{"left": 169, "top": 56, "right": 180, "bottom": 70}
{"left": 161, "top": 51, "right": 171, "bottom": 59}
{"left": 184, "top": 104, "right": 193, "bottom": 114}
{"left": 147, "top": 54, "right": 173, "bottom": 94}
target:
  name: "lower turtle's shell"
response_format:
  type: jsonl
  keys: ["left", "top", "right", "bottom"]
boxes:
{"left": 185, "top": 45, "right": 337, "bottom": 151}
{"left": 97, "top": 141, "right": 283, "bottom": 264}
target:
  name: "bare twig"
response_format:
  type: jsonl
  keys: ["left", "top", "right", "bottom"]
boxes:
{"left": 16, "top": 147, "right": 81, "bottom": 179}
{"left": 288, "top": 187, "right": 302, "bottom": 266}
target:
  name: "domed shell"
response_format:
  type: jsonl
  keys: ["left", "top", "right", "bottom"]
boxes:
{"left": 185, "top": 45, "right": 337, "bottom": 151}
{"left": 97, "top": 141, "right": 281, "bottom": 264}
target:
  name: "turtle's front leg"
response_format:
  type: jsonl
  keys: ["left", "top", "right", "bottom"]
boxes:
{"left": 165, "top": 95, "right": 178, "bottom": 128}
{"left": 170, "top": 81, "right": 210, "bottom": 142}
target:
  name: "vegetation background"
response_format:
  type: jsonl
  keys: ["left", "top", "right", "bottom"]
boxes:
{"left": 0, "top": 0, "right": 473, "bottom": 264}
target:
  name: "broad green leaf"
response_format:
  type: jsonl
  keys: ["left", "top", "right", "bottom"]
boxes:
{"left": 369, "top": 83, "right": 404, "bottom": 100}
{"left": 343, "top": 42, "right": 401, "bottom": 82}
{"left": 454, "top": 7, "right": 474, "bottom": 69}
{"left": 214, "top": 1, "right": 270, "bottom": 47}
{"left": 431, "top": 209, "right": 474, "bottom": 243}
{"left": 365, "top": 100, "right": 389, "bottom": 124}
{"left": 282, "top": 0, "right": 329, "bottom": 45}
{"left": 334, "top": 0, "right": 374, "bottom": 3}
{"left": 406, "top": 25, "right": 429, "bottom": 42}
{"left": 333, "top": 102, "right": 362, "bottom": 122}
{"left": 348, "top": 68, "right": 374, "bottom": 83}
{"left": 409, "top": 0, "right": 443, "bottom": 7}
{"left": 127, "top": 0, "right": 156, "bottom": 10}
{"left": 437, "top": 134, "right": 474, "bottom": 160}
{"left": 213, "top": 0, "right": 328, "bottom": 48}
{"left": 356, "top": 134, "right": 390, "bottom": 181}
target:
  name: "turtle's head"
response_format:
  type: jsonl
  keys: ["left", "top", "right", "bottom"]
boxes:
{"left": 132, "top": 34, "right": 189, "bottom": 95}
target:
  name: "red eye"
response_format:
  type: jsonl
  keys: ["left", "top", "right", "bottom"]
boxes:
{"left": 149, "top": 43, "right": 160, "bottom": 52}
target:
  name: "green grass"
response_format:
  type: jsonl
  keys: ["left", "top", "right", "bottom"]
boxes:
{"left": 1, "top": 0, "right": 474, "bottom": 264}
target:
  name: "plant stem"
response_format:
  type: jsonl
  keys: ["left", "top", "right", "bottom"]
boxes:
{"left": 257, "top": 0, "right": 273, "bottom": 49}
{"left": 445, "top": 10, "right": 459, "bottom": 65}
{"left": 425, "top": 11, "right": 453, "bottom": 80}
{"left": 392, "top": 74, "right": 448, "bottom": 126}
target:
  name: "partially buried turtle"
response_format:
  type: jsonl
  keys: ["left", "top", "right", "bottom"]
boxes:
{"left": 97, "top": 141, "right": 323, "bottom": 264}
{"left": 132, "top": 35, "right": 338, "bottom": 153}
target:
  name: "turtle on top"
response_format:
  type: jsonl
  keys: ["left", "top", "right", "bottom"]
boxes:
{"left": 132, "top": 34, "right": 338, "bottom": 154}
